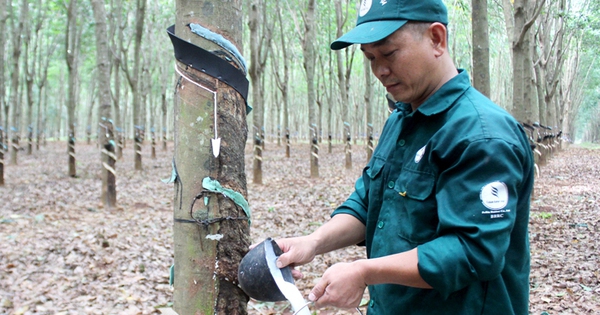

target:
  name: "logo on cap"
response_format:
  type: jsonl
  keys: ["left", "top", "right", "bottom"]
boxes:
{"left": 480, "top": 181, "right": 509, "bottom": 210}
{"left": 359, "top": 0, "right": 372, "bottom": 17}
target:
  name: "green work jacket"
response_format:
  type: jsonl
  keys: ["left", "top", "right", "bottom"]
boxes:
{"left": 332, "top": 70, "right": 534, "bottom": 314}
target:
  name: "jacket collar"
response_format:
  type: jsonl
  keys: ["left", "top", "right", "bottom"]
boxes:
{"left": 394, "top": 69, "right": 470, "bottom": 116}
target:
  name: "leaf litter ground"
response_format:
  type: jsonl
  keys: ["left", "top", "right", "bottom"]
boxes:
{"left": 0, "top": 141, "right": 598, "bottom": 314}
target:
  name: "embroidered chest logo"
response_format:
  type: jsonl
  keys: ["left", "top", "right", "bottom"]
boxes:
{"left": 359, "top": 0, "right": 372, "bottom": 17}
{"left": 480, "top": 181, "right": 509, "bottom": 210}
{"left": 414, "top": 145, "right": 427, "bottom": 163}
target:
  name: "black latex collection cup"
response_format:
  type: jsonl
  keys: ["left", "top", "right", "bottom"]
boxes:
{"left": 237, "top": 238, "right": 295, "bottom": 301}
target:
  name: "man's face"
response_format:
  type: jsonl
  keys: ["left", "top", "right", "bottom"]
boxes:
{"left": 361, "top": 25, "right": 438, "bottom": 108}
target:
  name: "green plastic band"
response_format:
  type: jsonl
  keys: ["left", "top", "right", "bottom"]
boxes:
{"left": 202, "top": 177, "right": 251, "bottom": 225}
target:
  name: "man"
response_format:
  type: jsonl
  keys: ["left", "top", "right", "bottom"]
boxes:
{"left": 274, "top": 0, "right": 534, "bottom": 314}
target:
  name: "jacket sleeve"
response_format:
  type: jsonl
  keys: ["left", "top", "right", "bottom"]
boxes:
{"left": 331, "top": 168, "right": 369, "bottom": 225}
{"left": 417, "top": 137, "right": 531, "bottom": 298}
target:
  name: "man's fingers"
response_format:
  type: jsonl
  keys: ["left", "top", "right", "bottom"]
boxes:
{"left": 308, "top": 279, "right": 328, "bottom": 302}
{"left": 291, "top": 268, "right": 304, "bottom": 280}
{"left": 276, "top": 251, "right": 293, "bottom": 268}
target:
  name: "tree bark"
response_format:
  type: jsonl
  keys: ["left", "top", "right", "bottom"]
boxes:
{"left": 472, "top": 0, "right": 491, "bottom": 98}
{"left": 0, "top": 0, "right": 7, "bottom": 185}
{"left": 161, "top": 88, "right": 168, "bottom": 151}
{"left": 364, "top": 55, "right": 374, "bottom": 162}
{"left": 335, "top": 0, "right": 354, "bottom": 169}
{"left": 9, "top": 0, "right": 28, "bottom": 165}
{"left": 35, "top": 29, "right": 54, "bottom": 152}
{"left": 110, "top": 0, "right": 124, "bottom": 159}
{"left": 510, "top": 0, "right": 545, "bottom": 124}
{"left": 249, "top": 0, "right": 271, "bottom": 185}
{"left": 65, "top": 0, "right": 82, "bottom": 178}
{"left": 92, "top": 0, "right": 117, "bottom": 208}
{"left": 121, "top": 0, "right": 146, "bottom": 170}
{"left": 273, "top": 2, "right": 291, "bottom": 158}
{"left": 172, "top": 0, "right": 249, "bottom": 313}
{"left": 302, "top": 0, "right": 318, "bottom": 178}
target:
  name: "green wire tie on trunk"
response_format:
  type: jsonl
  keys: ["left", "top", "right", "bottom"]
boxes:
{"left": 168, "top": 177, "right": 250, "bottom": 286}
{"left": 201, "top": 177, "right": 251, "bottom": 226}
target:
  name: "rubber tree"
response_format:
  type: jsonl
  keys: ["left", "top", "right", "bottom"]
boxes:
{"left": 9, "top": 0, "right": 28, "bottom": 166}
{"left": 171, "top": 0, "right": 250, "bottom": 313}
{"left": 91, "top": 0, "right": 117, "bottom": 209}
{"left": 35, "top": 21, "right": 55, "bottom": 152}
{"left": 0, "top": 0, "right": 7, "bottom": 185}
{"left": 248, "top": 0, "right": 272, "bottom": 185}
{"left": 65, "top": 0, "right": 82, "bottom": 178}
{"left": 507, "top": 0, "right": 546, "bottom": 125}
{"left": 110, "top": 0, "right": 125, "bottom": 159}
{"left": 301, "top": 0, "right": 318, "bottom": 178}
{"left": 334, "top": 0, "right": 354, "bottom": 169}
{"left": 472, "top": 0, "right": 491, "bottom": 98}
{"left": 121, "top": 0, "right": 146, "bottom": 171}
{"left": 272, "top": 1, "right": 291, "bottom": 158}
{"left": 364, "top": 54, "right": 374, "bottom": 162}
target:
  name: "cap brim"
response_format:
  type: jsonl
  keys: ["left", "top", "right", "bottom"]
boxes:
{"left": 330, "top": 20, "right": 408, "bottom": 50}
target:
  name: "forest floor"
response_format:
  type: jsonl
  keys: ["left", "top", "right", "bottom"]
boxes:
{"left": 0, "top": 140, "right": 599, "bottom": 315}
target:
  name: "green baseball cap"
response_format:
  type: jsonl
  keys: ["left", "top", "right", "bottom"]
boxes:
{"left": 331, "top": 0, "right": 449, "bottom": 50}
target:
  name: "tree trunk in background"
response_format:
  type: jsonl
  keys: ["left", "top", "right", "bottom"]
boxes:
{"left": 161, "top": 89, "right": 168, "bottom": 151}
{"left": 150, "top": 93, "right": 156, "bottom": 159}
{"left": 86, "top": 77, "right": 97, "bottom": 145}
{"left": 65, "top": 0, "right": 82, "bottom": 178}
{"left": 364, "top": 55, "right": 374, "bottom": 162}
{"left": 510, "top": 0, "right": 544, "bottom": 125}
{"left": 92, "top": 0, "right": 117, "bottom": 208}
{"left": 335, "top": 0, "right": 353, "bottom": 169}
{"left": 0, "top": 0, "right": 7, "bottom": 185}
{"left": 249, "top": 0, "right": 271, "bottom": 185}
{"left": 56, "top": 70, "right": 65, "bottom": 139}
{"left": 35, "top": 28, "right": 54, "bottom": 152}
{"left": 10, "top": 0, "right": 28, "bottom": 165}
{"left": 273, "top": 2, "right": 290, "bottom": 158}
{"left": 172, "top": 0, "right": 249, "bottom": 313}
{"left": 24, "top": 17, "right": 39, "bottom": 156}
{"left": 562, "top": 41, "right": 584, "bottom": 143}
{"left": 535, "top": 0, "right": 567, "bottom": 131}
{"left": 472, "top": 0, "right": 490, "bottom": 98}
{"left": 111, "top": 0, "right": 124, "bottom": 159}
{"left": 122, "top": 0, "right": 146, "bottom": 170}
{"left": 303, "top": 0, "right": 318, "bottom": 178}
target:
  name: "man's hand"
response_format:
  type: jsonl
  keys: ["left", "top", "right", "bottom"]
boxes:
{"left": 274, "top": 236, "right": 319, "bottom": 279}
{"left": 308, "top": 261, "right": 367, "bottom": 309}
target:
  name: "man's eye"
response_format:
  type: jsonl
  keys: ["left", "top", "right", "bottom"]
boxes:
{"left": 383, "top": 50, "right": 396, "bottom": 57}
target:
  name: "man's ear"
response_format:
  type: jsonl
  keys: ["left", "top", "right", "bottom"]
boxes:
{"left": 429, "top": 22, "right": 448, "bottom": 57}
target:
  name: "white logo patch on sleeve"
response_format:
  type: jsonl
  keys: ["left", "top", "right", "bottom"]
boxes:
{"left": 480, "top": 181, "right": 509, "bottom": 210}
{"left": 359, "top": 0, "right": 373, "bottom": 17}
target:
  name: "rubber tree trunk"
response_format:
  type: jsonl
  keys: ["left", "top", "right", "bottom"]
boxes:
{"left": 0, "top": 0, "right": 6, "bottom": 185}
{"left": 0, "top": 130, "right": 4, "bottom": 186}
{"left": 335, "top": 0, "right": 352, "bottom": 169}
{"left": 471, "top": 0, "right": 491, "bottom": 98}
{"left": 249, "top": 0, "right": 271, "bottom": 185}
{"left": 92, "top": 0, "right": 117, "bottom": 208}
{"left": 127, "top": 0, "right": 146, "bottom": 171}
{"left": 10, "top": 0, "right": 28, "bottom": 166}
{"left": 65, "top": 0, "right": 80, "bottom": 178}
{"left": 303, "top": 0, "right": 318, "bottom": 178}
{"left": 511, "top": 0, "right": 539, "bottom": 125}
{"left": 162, "top": 91, "right": 168, "bottom": 151}
{"left": 172, "top": 0, "right": 249, "bottom": 314}
{"left": 363, "top": 55, "right": 374, "bottom": 162}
